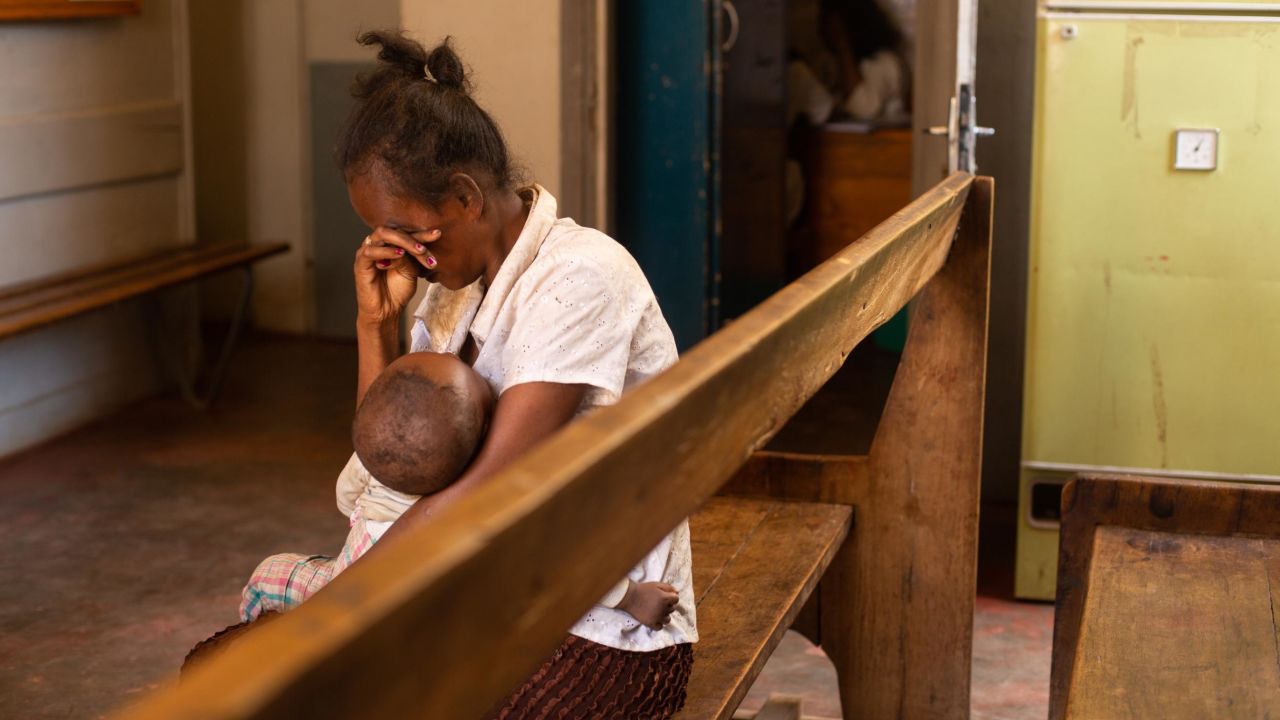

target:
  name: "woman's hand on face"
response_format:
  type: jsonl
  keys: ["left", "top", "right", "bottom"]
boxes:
{"left": 353, "top": 226, "right": 440, "bottom": 325}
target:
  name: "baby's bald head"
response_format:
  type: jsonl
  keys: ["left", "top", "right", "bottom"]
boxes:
{"left": 352, "top": 352, "right": 494, "bottom": 496}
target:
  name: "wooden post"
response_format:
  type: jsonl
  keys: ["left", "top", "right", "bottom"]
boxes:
{"left": 822, "top": 177, "right": 992, "bottom": 719}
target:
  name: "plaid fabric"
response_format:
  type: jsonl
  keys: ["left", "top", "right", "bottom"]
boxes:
{"left": 239, "top": 514, "right": 375, "bottom": 622}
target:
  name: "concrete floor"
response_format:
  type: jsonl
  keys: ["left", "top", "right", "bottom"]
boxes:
{"left": 0, "top": 335, "right": 1052, "bottom": 719}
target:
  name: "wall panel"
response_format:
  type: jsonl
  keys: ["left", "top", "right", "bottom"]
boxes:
{"left": 0, "top": 0, "right": 190, "bottom": 458}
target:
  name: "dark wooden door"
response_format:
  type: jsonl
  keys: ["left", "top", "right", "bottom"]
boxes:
{"left": 614, "top": 1, "right": 719, "bottom": 351}
{"left": 718, "top": 0, "right": 789, "bottom": 325}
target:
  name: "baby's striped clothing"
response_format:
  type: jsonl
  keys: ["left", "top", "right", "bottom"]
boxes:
{"left": 238, "top": 514, "right": 375, "bottom": 622}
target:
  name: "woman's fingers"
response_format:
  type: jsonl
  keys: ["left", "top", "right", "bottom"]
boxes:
{"left": 354, "top": 244, "right": 413, "bottom": 275}
{"left": 365, "top": 246, "right": 408, "bottom": 267}
{"left": 351, "top": 232, "right": 425, "bottom": 324}
{"left": 368, "top": 226, "right": 441, "bottom": 260}
{"left": 361, "top": 245, "right": 407, "bottom": 261}
{"left": 357, "top": 227, "right": 442, "bottom": 277}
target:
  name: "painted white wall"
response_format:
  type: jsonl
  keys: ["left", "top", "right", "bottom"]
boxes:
{"left": 399, "top": 0, "right": 564, "bottom": 197}
{"left": 306, "top": 0, "right": 400, "bottom": 62}
{"left": 190, "top": 0, "right": 310, "bottom": 332}
{"left": 242, "top": 0, "right": 310, "bottom": 333}
{"left": 0, "top": 0, "right": 193, "bottom": 457}
{"left": 190, "top": 0, "right": 400, "bottom": 333}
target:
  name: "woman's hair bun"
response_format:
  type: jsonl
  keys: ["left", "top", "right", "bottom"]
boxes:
{"left": 426, "top": 39, "right": 469, "bottom": 91}
{"left": 358, "top": 30, "right": 426, "bottom": 78}
{"left": 341, "top": 28, "right": 514, "bottom": 201}
{"left": 357, "top": 30, "right": 469, "bottom": 92}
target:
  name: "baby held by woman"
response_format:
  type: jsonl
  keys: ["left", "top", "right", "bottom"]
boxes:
{"left": 186, "top": 352, "right": 677, "bottom": 670}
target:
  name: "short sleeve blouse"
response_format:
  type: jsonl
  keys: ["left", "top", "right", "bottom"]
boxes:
{"left": 407, "top": 185, "right": 697, "bottom": 651}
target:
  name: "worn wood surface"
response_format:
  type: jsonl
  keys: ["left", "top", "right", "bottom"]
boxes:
{"left": 116, "top": 174, "right": 975, "bottom": 720}
{"left": 1071, "top": 528, "right": 1280, "bottom": 718}
{"left": 822, "top": 176, "right": 991, "bottom": 719}
{"left": 678, "top": 498, "right": 851, "bottom": 720}
{"left": 720, "top": 450, "right": 867, "bottom": 652}
{"left": 1051, "top": 475, "right": 1280, "bottom": 720}
{"left": 723, "top": 451, "right": 869, "bottom": 505}
{"left": 0, "top": 242, "right": 288, "bottom": 340}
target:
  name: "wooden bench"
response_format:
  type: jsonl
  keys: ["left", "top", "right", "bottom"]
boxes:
{"left": 116, "top": 172, "right": 991, "bottom": 720}
{"left": 685, "top": 498, "right": 851, "bottom": 718}
{"left": 0, "top": 241, "right": 288, "bottom": 408}
{"left": 1050, "top": 474, "right": 1280, "bottom": 720}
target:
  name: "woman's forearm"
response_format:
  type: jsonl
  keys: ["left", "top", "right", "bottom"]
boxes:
{"left": 375, "top": 460, "right": 490, "bottom": 543}
{"left": 370, "top": 381, "right": 592, "bottom": 548}
{"left": 356, "top": 317, "right": 401, "bottom": 406}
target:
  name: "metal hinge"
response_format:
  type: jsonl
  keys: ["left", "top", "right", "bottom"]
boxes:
{"left": 924, "top": 83, "right": 995, "bottom": 174}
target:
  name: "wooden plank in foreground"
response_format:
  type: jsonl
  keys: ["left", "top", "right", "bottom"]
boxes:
{"left": 1070, "top": 528, "right": 1280, "bottom": 719}
{"left": 116, "top": 173, "right": 974, "bottom": 720}
{"left": 1051, "top": 475, "right": 1280, "bottom": 720}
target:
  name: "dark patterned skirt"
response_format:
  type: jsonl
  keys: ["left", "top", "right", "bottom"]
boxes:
{"left": 488, "top": 635, "right": 694, "bottom": 720}
{"left": 181, "top": 613, "right": 280, "bottom": 677}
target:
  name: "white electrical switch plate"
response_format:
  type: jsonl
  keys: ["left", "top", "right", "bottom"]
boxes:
{"left": 1174, "top": 128, "right": 1218, "bottom": 171}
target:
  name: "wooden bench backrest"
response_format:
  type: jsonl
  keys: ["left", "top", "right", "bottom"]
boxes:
{"left": 117, "top": 173, "right": 986, "bottom": 720}
{"left": 0, "top": 242, "right": 288, "bottom": 341}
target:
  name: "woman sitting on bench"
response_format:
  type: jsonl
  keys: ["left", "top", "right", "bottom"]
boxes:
{"left": 329, "top": 30, "right": 695, "bottom": 718}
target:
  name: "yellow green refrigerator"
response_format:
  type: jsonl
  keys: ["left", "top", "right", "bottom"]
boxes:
{"left": 1017, "top": 0, "right": 1280, "bottom": 599}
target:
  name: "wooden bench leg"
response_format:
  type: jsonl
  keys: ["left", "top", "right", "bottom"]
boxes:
{"left": 144, "top": 265, "right": 254, "bottom": 410}
{"left": 821, "top": 177, "right": 992, "bottom": 719}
